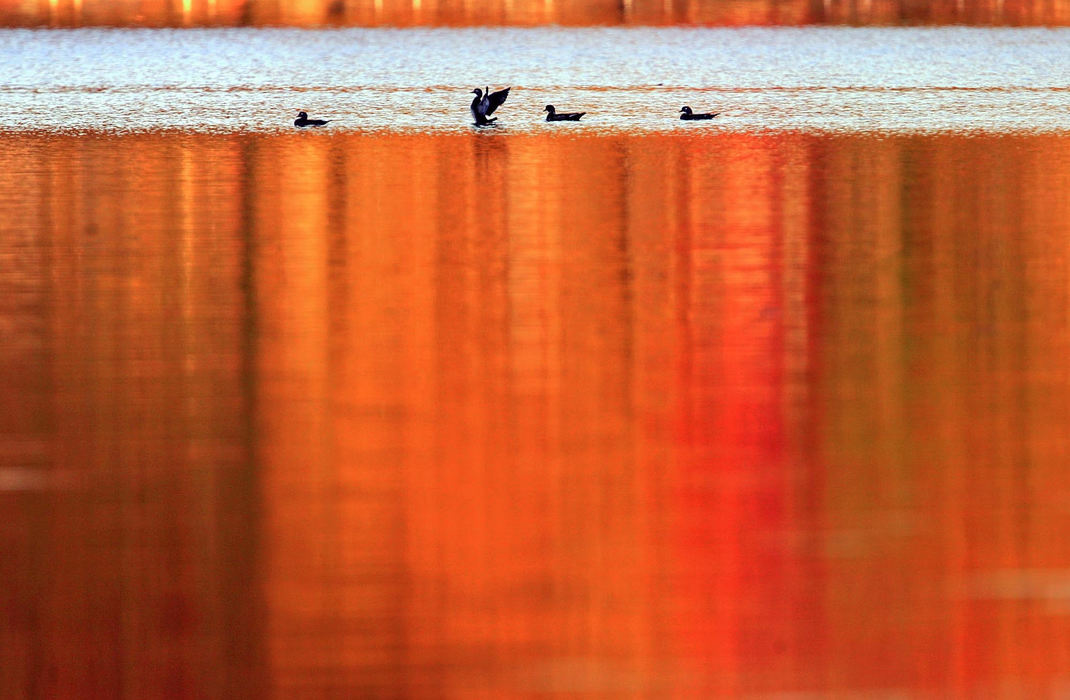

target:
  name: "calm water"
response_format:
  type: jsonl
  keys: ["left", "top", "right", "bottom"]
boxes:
{"left": 5, "top": 28, "right": 1070, "bottom": 700}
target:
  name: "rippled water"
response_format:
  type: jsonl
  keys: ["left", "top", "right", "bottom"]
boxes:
{"left": 3, "top": 27, "right": 1070, "bottom": 132}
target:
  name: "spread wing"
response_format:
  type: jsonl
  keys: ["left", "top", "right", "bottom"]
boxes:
{"left": 484, "top": 87, "right": 510, "bottom": 117}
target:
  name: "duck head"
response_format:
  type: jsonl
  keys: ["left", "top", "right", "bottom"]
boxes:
{"left": 680, "top": 106, "right": 692, "bottom": 115}
{"left": 543, "top": 105, "right": 555, "bottom": 114}
{"left": 297, "top": 111, "right": 308, "bottom": 119}
{"left": 471, "top": 88, "right": 483, "bottom": 97}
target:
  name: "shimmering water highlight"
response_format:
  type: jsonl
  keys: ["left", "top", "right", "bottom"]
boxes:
{"left": 3, "top": 27, "right": 1070, "bottom": 133}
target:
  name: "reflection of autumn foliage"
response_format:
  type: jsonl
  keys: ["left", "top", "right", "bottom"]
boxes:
{"left": 3, "top": 131, "right": 1070, "bottom": 697}
{"left": 4, "top": 0, "right": 1070, "bottom": 26}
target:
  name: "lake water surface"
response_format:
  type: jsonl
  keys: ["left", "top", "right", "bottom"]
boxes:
{"left": 3, "top": 27, "right": 1070, "bottom": 132}
{"left": 4, "top": 27, "right": 1070, "bottom": 699}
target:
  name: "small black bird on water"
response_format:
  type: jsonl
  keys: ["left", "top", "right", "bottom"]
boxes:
{"left": 680, "top": 106, "right": 719, "bottom": 120}
{"left": 294, "top": 111, "right": 330, "bottom": 127}
{"left": 471, "top": 86, "right": 511, "bottom": 126}
{"left": 544, "top": 105, "right": 585, "bottom": 122}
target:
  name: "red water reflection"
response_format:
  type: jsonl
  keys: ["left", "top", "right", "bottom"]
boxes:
{"left": 5, "top": 0, "right": 1070, "bottom": 26}
{"left": 3, "top": 130, "right": 1070, "bottom": 697}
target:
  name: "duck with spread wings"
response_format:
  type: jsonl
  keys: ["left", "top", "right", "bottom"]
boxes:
{"left": 470, "top": 86, "right": 511, "bottom": 126}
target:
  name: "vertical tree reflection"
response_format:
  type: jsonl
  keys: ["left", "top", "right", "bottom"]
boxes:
{"left": 3, "top": 130, "right": 1070, "bottom": 696}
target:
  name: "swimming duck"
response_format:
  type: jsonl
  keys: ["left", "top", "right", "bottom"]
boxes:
{"left": 471, "top": 86, "right": 511, "bottom": 126}
{"left": 294, "top": 111, "right": 330, "bottom": 127}
{"left": 680, "top": 106, "right": 719, "bottom": 120}
{"left": 544, "top": 105, "right": 585, "bottom": 122}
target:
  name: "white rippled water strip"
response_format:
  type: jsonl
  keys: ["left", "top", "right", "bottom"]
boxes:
{"left": 2, "top": 26, "right": 1070, "bottom": 132}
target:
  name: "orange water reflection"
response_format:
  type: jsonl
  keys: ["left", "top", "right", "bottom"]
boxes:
{"left": 3, "top": 130, "right": 1070, "bottom": 697}
{"left": 6, "top": 0, "right": 1070, "bottom": 26}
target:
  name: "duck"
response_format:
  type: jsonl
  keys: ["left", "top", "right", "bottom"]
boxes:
{"left": 294, "top": 111, "right": 330, "bottom": 127}
{"left": 471, "top": 86, "right": 511, "bottom": 126}
{"left": 680, "top": 106, "right": 719, "bottom": 121}
{"left": 544, "top": 105, "right": 585, "bottom": 122}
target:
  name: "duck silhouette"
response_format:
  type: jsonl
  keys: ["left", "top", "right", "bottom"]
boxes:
{"left": 680, "top": 106, "right": 719, "bottom": 120}
{"left": 294, "top": 111, "right": 330, "bottom": 127}
{"left": 544, "top": 105, "right": 585, "bottom": 122}
{"left": 471, "top": 86, "right": 511, "bottom": 126}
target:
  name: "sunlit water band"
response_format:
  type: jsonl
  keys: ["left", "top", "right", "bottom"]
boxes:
{"left": 3, "top": 26, "right": 1070, "bottom": 134}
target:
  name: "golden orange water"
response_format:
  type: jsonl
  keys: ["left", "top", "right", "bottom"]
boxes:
{"left": 6, "top": 0, "right": 1070, "bottom": 26}
{"left": 4, "top": 130, "right": 1070, "bottom": 697}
